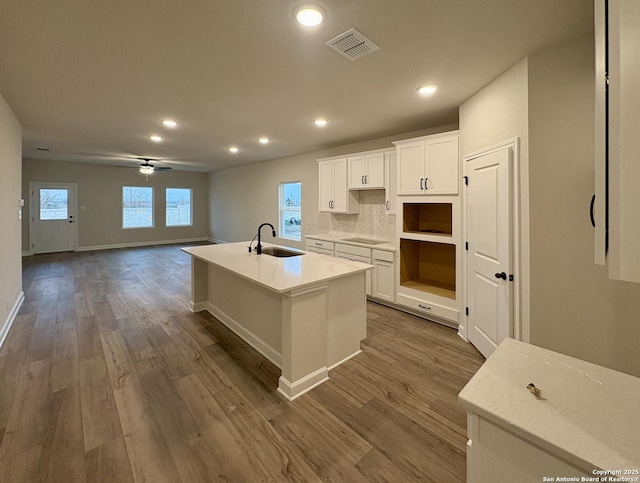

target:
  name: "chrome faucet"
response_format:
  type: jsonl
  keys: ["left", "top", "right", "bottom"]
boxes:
{"left": 255, "top": 223, "right": 276, "bottom": 254}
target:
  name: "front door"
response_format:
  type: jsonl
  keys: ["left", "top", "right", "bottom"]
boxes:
{"left": 466, "top": 146, "right": 512, "bottom": 358}
{"left": 30, "top": 183, "right": 77, "bottom": 254}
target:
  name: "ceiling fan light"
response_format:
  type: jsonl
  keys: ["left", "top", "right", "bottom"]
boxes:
{"left": 417, "top": 84, "right": 438, "bottom": 96}
{"left": 140, "top": 166, "right": 154, "bottom": 174}
{"left": 294, "top": 4, "right": 325, "bottom": 27}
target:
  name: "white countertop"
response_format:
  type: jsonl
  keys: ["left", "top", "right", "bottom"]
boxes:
{"left": 305, "top": 233, "right": 396, "bottom": 251}
{"left": 182, "top": 242, "right": 372, "bottom": 294}
{"left": 459, "top": 338, "right": 640, "bottom": 473}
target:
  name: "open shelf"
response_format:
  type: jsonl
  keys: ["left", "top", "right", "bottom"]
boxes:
{"left": 402, "top": 203, "right": 452, "bottom": 236}
{"left": 400, "top": 238, "right": 456, "bottom": 299}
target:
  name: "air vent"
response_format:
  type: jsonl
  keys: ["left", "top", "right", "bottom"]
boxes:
{"left": 325, "top": 28, "right": 380, "bottom": 61}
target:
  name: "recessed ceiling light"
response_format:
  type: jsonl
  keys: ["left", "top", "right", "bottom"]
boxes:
{"left": 294, "top": 4, "right": 325, "bottom": 27}
{"left": 417, "top": 84, "right": 438, "bottom": 96}
{"left": 313, "top": 118, "right": 328, "bottom": 127}
{"left": 162, "top": 119, "right": 177, "bottom": 128}
{"left": 229, "top": 146, "right": 239, "bottom": 153}
{"left": 258, "top": 137, "right": 270, "bottom": 144}
{"left": 150, "top": 135, "right": 163, "bottom": 142}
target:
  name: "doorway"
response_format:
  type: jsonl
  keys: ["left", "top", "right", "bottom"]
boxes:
{"left": 29, "top": 182, "right": 78, "bottom": 254}
{"left": 463, "top": 140, "right": 519, "bottom": 358}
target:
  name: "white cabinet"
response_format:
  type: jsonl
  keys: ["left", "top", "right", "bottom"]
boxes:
{"left": 385, "top": 151, "right": 397, "bottom": 215}
{"left": 335, "top": 243, "right": 372, "bottom": 296}
{"left": 307, "top": 236, "right": 396, "bottom": 302}
{"left": 305, "top": 239, "right": 335, "bottom": 256}
{"left": 395, "top": 198, "right": 460, "bottom": 325}
{"left": 395, "top": 132, "right": 459, "bottom": 196}
{"left": 372, "top": 249, "right": 395, "bottom": 302}
{"left": 318, "top": 158, "right": 359, "bottom": 214}
{"left": 595, "top": 0, "right": 640, "bottom": 282}
{"left": 348, "top": 151, "right": 385, "bottom": 189}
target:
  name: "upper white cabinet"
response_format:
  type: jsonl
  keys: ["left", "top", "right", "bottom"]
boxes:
{"left": 348, "top": 151, "right": 385, "bottom": 189}
{"left": 318, "top": 158, "right": 359, "bottom": 214}
{"left": 385, "top": 151, "right": 397, "bottom": 214}
{"left": 394, "top": 131, "right": 460, "bottom": 196}
{"left": 595, "top": 0, "right": 640, "bottom": 282}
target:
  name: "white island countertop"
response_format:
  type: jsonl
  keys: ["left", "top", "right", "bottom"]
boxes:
{"left": 459, "top": 338, "right": 640, "bottom": 473}
{"left": 181, "top": 242, "right": 372, "bottom": 294}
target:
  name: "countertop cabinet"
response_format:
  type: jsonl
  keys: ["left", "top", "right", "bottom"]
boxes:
{"left": 395, "top": 132, "right": 459, "bottom": 196}
{"left": 318, "top": 158, "right": 359, "bottom": 214}
{"left": 460, "top": 338, "right": 640, "bottom": 482}
{"left": 348, "top": 152, "right": 385, "bottom": 189}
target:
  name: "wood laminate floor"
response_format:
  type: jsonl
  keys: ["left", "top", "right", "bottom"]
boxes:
{"left": 0, "top": 244, "right": 484, "bottom": 482}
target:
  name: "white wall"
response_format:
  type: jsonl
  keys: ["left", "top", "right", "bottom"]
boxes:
{"left": 460, "top": 35, "right": 640, "bottom": 378}
{"left": 22, "top": 158, "right": 210, "bottom": 251}
{"left": 209, "top": 125, "right": 457, "bottom": 249}
{"left": 459, "top": 57, "right": 531, "bottom": 341}
{"left": 528, "top": 35, "right": 640, "bottom": 377}
{"left": 0, "top": 90, "right": 23, "bottom": 345}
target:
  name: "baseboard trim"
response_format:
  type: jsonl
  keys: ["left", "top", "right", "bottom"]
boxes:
{"left": 0, "top": 291, "right": 25, "bottom": 349}
{"left": 277, "top": 367, "right": 329, "bottom": 401}
{"left": 202, "top": 302, "right": 282, "bottom": 368}
{"left": 328, "top": 349, "right": 362, "bottom": 371}
{"left": 76, "top": 237, "right": 209, "bottom": 252}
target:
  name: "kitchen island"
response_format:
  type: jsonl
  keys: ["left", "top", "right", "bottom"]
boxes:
{"left": 181, "top": 242, "right": 372, "bottom": 400}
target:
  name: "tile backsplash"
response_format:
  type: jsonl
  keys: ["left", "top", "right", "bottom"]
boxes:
{"left": 330, "top": 190, "right": 396, "bottom": 244}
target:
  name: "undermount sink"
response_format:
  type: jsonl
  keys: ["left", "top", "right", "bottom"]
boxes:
{"left": 261, "top": 247, "right": 305, "bottom": 258}
{"left": 342, "top": 237, "right": 387, "bottom": 245}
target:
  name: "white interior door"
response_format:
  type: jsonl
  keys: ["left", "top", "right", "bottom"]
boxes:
{"left": 466, "top": 147, "right": 512, "bottom": 358}
{"left": 30, "top": 183, "right": 77, "bottom": 254}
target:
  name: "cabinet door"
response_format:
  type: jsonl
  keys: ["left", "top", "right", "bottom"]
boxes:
{"left": 608, "top": 0, "right": 640, "bottom": 282}
{"left": 318, "top": 161, "right": 333, "bottom": 212}
{"left": 397, "top": 142, "right": 425, "bottom": 195}
{"left": 426, "top": 136, "right": 459, "bottom": 195}
{"left": 373, "top": 260, "right": 395, "bottom": 302}
{"left": 332, "top": 158, "right": 349, "bottom": 212}
{"left": 348, "top": 155, "right": 366, "bottom": 189}
{"left": 365, "top": 152, "right": 385, "bottom": 188}
{"left": 385, "top": 152, "right": 397, "bottom": 214}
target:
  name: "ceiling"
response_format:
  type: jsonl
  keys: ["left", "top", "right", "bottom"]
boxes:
{"left": 0, "top": 0, "right": 593, "bottom": 172}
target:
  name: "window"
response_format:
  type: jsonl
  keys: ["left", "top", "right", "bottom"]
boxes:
{"left": 166, "top": 188, "right": 192, "bottom": 226}
{"left": 39, "top": 188, "right": 68, "bottom": 220}
{"left": 123, "top": 186, "right": 153, "bottom": 228}
{"left": 279, "top": 182, "right": 301, "bottom": 241}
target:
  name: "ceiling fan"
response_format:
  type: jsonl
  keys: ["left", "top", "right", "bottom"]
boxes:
{"left": 137, "top": 158, "right": 172, "bottom": 174}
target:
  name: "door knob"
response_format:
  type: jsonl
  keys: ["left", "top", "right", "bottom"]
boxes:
{"left": 494, "top": 272, "right": 507, "bottom": 280}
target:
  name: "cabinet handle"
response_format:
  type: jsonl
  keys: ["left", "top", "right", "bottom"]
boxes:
{"left": 315, "top": 242, "right": 322, "bottom": 246}
{"left": 362, "top": 175, "right": 365, "bottom": 184}
{"left": 420, "top": 178, "right": 424, "bottom": 190}
{"left": 365, "top": 175, "right": 368, "bottom": 184}
{"left": 386, "top": 200, "right": 390, "bottom": 211}
{"left": 418, "top": 304, "right": 431, "bottom": 311}
{"left": 590, "top": 194, "right": 596, "bottom": 228}
{"left": 424, "top": 177, "right": 429, "bottom": 190}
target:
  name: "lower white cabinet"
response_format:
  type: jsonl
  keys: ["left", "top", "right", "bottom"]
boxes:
{"left": 305, "top": 239, "right": 334, "bottom": 256}
{"left": 306, "top": 237, "right": 396, "bottom": 303}
{"left": 372, "top": 249, "right": 395, "bottom": 302}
